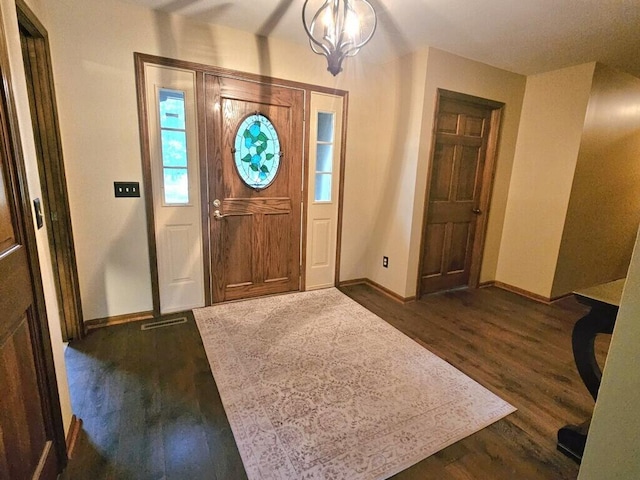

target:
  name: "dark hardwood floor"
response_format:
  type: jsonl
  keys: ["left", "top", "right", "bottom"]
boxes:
{"left": 60, "top": 285, "right": 607, "bottom": 479}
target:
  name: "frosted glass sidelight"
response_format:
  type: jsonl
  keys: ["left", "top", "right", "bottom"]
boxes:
{"left": 313, "top": 111, "right": 335, "bottom": 203}
{"left": 315, "top": 173, "right": 332, "bottom": 202}
{"left": 316, "top": 144, "right": 333, "bottom": 173}
{"left": 317, "top": 112, "right": 334, "bottom": 143}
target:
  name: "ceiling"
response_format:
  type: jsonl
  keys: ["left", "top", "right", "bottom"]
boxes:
{"left": 121, "top": 0, "right": 640, "bottom": 77}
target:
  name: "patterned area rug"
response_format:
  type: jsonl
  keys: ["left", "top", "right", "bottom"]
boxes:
{"left": 194, "top": 288, "right": 515, "bottom": 480}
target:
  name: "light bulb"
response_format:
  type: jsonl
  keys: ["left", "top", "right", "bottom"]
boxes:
{"left": 344, "top": 11, "right": 360, "bottom": 39}
{"left": 322, "top": 7, "right": 334, "bottom": 28}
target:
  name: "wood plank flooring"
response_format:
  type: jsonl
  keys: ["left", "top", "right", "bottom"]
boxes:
{"left": 60, "top": 285, "right": 607, "bottom": 479}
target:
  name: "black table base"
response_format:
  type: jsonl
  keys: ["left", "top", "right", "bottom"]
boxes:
{"left": 557, "top": 304, "right": 617, "bottom": 463}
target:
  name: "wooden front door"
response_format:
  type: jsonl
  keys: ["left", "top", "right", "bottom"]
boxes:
{"left": 419, "top": 92, "right": 502, "bottom": 295}
{"left": 0, "top": 88, "right": 63, "bottom": 477}
{"left": 206, "top": 76, "right": 303, "bottom": 302}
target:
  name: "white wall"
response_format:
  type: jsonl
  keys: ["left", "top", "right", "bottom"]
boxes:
{"left": 0, "top": 0, "right": 72, "bottom": 432}
{"left": 496, "top": 63, "right": 595, "bottom": 298}
{"left": 46, "top": 0, "right": 390, "bottom": 320}
{"left": 578, "top": 228, "right": 640, "bottom": 478}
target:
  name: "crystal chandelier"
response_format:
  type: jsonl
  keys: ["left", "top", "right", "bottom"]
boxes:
{"left": 302, "top": 0, "right": 377, "bottom": 76}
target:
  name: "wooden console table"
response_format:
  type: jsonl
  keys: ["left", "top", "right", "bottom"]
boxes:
{"left": 556, "top": 278, "right": 624, "bottom": 462}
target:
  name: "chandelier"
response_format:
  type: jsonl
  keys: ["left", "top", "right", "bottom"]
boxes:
{"left": 302, "top": 0, "right": 377, "bottom": 76}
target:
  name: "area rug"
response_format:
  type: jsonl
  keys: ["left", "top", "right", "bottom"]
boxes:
{"left": 193, "top": 288, "right": 515, "bottom": 480}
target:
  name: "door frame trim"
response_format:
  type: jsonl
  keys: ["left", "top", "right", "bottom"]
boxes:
{"left": 134, "top": 53, "right": 349, "bottom": 314}
{"left": 0, "top": 6, "right": 67, "bottom": 470}
{"left": 416, "top": 89, "right": 503, "bottom": 298}
{"left": 17, "top": 0, "right": 85, "bottom": 341}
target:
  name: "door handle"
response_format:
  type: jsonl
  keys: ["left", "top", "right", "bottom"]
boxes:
{"left": 213, "top": 209, "right": 227, "bottom": 220}
{"left": 212, "top": 199, "right": 227, "bottom": 220}
{"left": 472, "top": 208, "right": 482, "bottom": 215}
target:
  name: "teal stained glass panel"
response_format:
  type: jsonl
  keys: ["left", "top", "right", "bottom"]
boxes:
{"left": 317, "top": 112, "right": 334, "bottom": 143}
{"left": 161, "top": 130, "right": 187, "bottom": 167}
{"left": 159, "top": 90, "right": 186, "bottom": 129}
{"left": 315, "top": 173, "right": 332, "bottom": 202}
{"left": 234, "top": 114, "right": 281, "bottom": 189}
{"left": 316, "top": 144, "right": 333, "bottom": 172}
{"left": 163, "top": 167, "right": 189, "bottom": 204}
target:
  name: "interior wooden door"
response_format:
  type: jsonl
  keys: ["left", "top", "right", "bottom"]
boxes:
{"left": 419, "top": 94, "right": 499, "bottom": 295}
{"left": 0, "top": 95, "right": 62, "bottom": 477}
{"left": 206, "top": 76, "right": 303, "bottom": 302}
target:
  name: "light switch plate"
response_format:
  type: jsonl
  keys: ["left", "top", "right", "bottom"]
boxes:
{"left": 114, "top": 182, "right": 140, "bottom": 198}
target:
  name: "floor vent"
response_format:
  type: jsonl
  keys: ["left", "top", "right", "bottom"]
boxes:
{"left": 141, "top": 317, "right": 188, "bottom": 331}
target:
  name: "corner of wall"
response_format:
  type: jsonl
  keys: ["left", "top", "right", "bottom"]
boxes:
{"left": 495, "top": 62, "right": 595, "bottom": 298}
{"left": 551, "top": 62, "right": 640, "bottom": 297}
{"left": 363, "top": 50, "right": 430, "bottom": 298}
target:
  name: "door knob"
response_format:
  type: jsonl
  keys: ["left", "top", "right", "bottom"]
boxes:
{"left": 212, "top": 199, "right": 227, "bottom": 219}
{"left": 213, "top": 209, "right": 227, "bottom": 220}
{"left": 472, "top": 208, "right": 482, "bottom": 215}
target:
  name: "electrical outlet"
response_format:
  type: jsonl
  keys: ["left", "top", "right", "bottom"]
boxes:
{"left": 383, "top": 256, "right": 389, "bottom": 268}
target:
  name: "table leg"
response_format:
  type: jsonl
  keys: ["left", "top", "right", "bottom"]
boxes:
{"left": 557, "top": 307, "right": 616, "bottom": 462}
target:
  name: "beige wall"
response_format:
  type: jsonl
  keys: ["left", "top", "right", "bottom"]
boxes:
{"left": 552, "top": 64, "right": 640, "bottom": 297}
{"left": 47, "top": 0, "right": 389, "bottom": 319}
{"left": 578, "top": 229, "right": 640, "bottom": 479}
{"left": 365, "top": 50, "right": 430, "bottom": 295}
{"left": 46, "top": 0, "right": 528, "bottom": 313}
{"left": 44, "top": 0, "right": 530, "bottom": 310}
{"left": 0, "top": 0, "right": 73, "bottom": 432}
{"left": 400, "top": 48, "right": 526, "bottom": 296}
{"left": 496, "top": 63, "right": 595, "bottom": 298}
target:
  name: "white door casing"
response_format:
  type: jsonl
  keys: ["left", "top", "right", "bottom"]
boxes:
{"left": 145, "top": 64, "right": 204, "bottom": 313}
{"left": 305, "top": 92, "right": 344, "bottom": 290}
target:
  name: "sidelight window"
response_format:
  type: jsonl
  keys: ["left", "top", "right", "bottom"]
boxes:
{"left": 158, "top": 89, "right": 189, "bottom": 204}
{"left": 314, "top": 112, "right": 334, "bottom": 202}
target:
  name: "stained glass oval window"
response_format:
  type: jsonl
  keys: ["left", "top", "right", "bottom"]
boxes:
{"left": 234, "top": 113, "right": 281, "bottom": 189}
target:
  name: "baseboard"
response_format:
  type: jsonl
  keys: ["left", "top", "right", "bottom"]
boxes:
{"left": 85, "top": 310, "right": 154, "bottom": 330}
{"left": 549, "top": 292, "right": 573, "bottom": 303}
{"left": 338, "top": 278, "right": 368, "bottom": 288}
{"left": 339, "top": 278, "right": 416, "bottom": 304}
{"left": 492, "top": 281, "right": 553, "bottom": 304}
{"left": 66, "top": 415, "right": 82, "bottom": 459}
